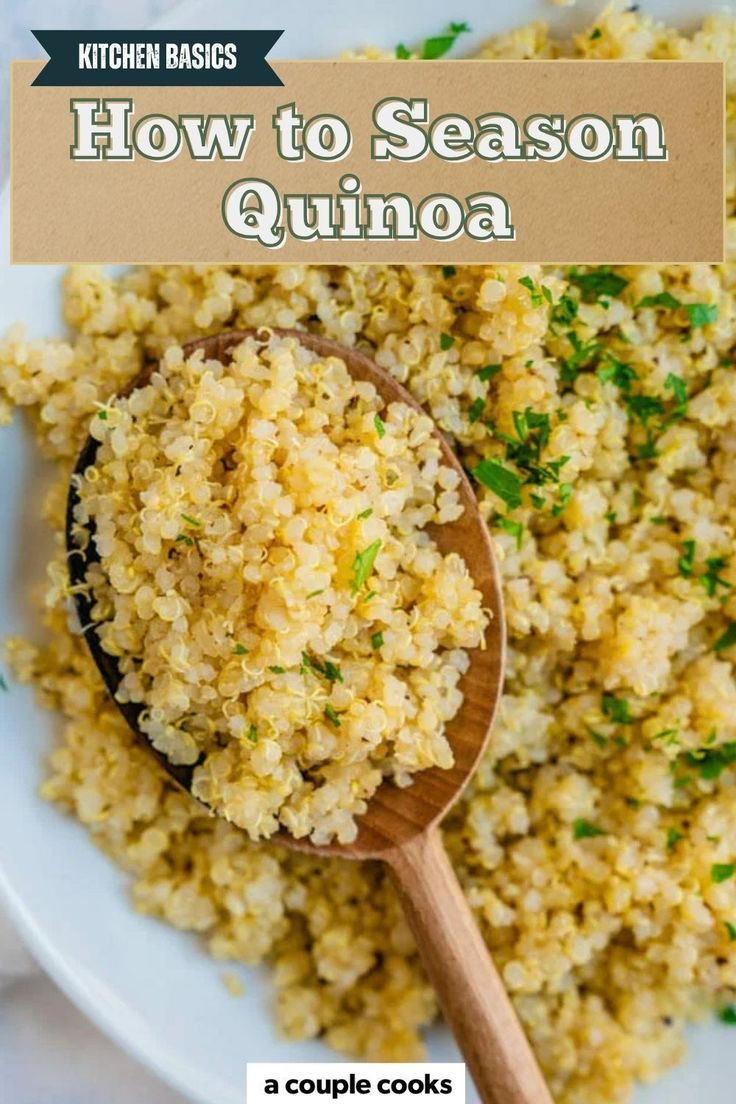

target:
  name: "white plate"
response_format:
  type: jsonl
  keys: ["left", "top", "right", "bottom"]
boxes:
{"left": 1, "top": 1, "right": 735, "bottom": 1102}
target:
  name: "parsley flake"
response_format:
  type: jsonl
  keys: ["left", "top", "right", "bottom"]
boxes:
{"left": 685, "top": 742, "right": 736, "bottom": 781}
{"left": 678, "top": 540, "right": 696, "bottom": 579}
{"left": 714, "top": 623, "right": 736, "bottom": 653}
{"left": 440, "top": 332, "right": 455, "bottom": 351}
{"left": 233, "top": 643, "right": 249, "bottom": 656}
{"left": 468, "top": 397, "right": 486, "bottom": 423}
{"left": 664, "top": 372, "right": 688, "bottom": 419}
{"left": 597, "top": 355, "right": 638, "bottom": 393}
{"left": 351, "top": 540, "right": 382, "bottom": 595}
{"left": 574, "top": 819, "right": 606, "bottom": 840}
{"left": 637, "top": 292, "right": 681, "bottom": 310}
{"left": 371, "top": 631, "right": 384, "bottom": 650}
{"left": 420, "top": 21, "right": 471, "bottom": 59}
{"left": 180, "top": 513, "right": 201, "bottom": 527}
{"left": 472, "top": 459, "right": 522, "bottom": 510}
{"left": 247, "top": 724, "right": 258, "bottom": 744}
{"left": 497, "top": 516, "right": 523, "bottom": 549}
{"left": 701, "top": 557, "right": 732, "bottom": 599}
{"left": 324, "top": 661, "right": 344, "bottom": 684}
{"left": 519, "top": 275, "right": 544, "bottom": 307}
{"left": 568, "top": 266, "right": 628, "bottom": 301}
{"left": 712, "top": 863, "right": 736, "bottom": 884}
{"left": 374, "top": 413, "right": 386, "bottom": 439}
{"left": 324, "top": 703, "right": 341, "bottom": 727}
{"left": 685, "top": 303, "right": 718, "bottom": 328}
{"left": 477, "top": 363, "right": 501, "bottom": 382}
{"left": 625, "top": 394, "right": 664, "bottom": 425}
{"left": 268, "top": 665, "right": 285, "bottom": 674}
{"left": 602, "top": 693, "right": 632, "bottom": 724}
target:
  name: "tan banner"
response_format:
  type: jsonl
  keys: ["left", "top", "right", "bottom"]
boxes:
{"left": 11, "top": 59, "right": 724, "bottom": 263}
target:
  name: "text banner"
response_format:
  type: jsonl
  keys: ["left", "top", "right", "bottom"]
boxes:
{"left": 11, "top": 59, "right": 724, "bottom": 262}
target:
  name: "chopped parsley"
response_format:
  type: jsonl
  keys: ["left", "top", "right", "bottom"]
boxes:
{"left": 440, "top": 332, "right": 455, "bottom": 351}
{"left": 701, "top": 557, "right": 732, "bottom": 599}
{"left": 351, "top": 539, "right": 382, "bottom": 595}
{"left": 712, "top": 863, "right": 736, "bottom": 884}
{"left": 357, "top": 508, "right": 373, "bottom": 520}
{"left": 175, "top": 533, "right": 194, "bottom": 547}
{"left": 233, "top": 643, "right": 249, "bottom": 656}
{"left": 497, "top": 516, "right": 523, "bottom": 549}
{"left": 420, "top": 20, "right": 471, "bottom": 59}
{"left": 324, "top": 661, "right": 344, "bottom": 683}
{"left": 477, "top": 363, "right": 502, "bottom": 381}
{"left": 637, "top": 292, "right": 681, "bottom": 310}
{"left": 714, "top": 623, "right": 736, "bottom": 653}
{"left": 180, "top": 513, "right": 201, "bottom": 527}
{"left": 551, "top": 482, "right": 573, "bottom": 517}
{"left": 678, "top": 540, "right": 696, "bottom": 579}
{"left": 374, "top": 413, "right": 386, "bottom": 439}
{"left": 300, "top": 654, "right": 342, "bottom": 683}
{"left": 685, "top": 302, "right": 718, "bottom": 328}
{"left": 247, "top": 724, "right": 258, "bottom": 744}
{"left": 686, "top": 742, "right": 736, "bottom": 781}
{"left": 573, "top": 818, "right": 606, "bottom": 840}
{"left": 371, "top": 631, "right": 384, "bottom": 650}
{"left": 472, "top": 458, "right": 522, "bottom": 510}
{"left": 719, "top": 1005, "right": 736, "bottom": 1025}
{"left": 550, "top": 293, "right": 578, "bottom": 331}
{"left": 442, "top": 265, "right": 456, "bottom": 278}
{"left": 602, "top": 693, "right": 632, "bottom": 724}
{"left": 519, "top": 275, "right": 544, "bottom": 307}
{"left": 590, "top": 26, "right": 602, "bottom": 40}
{"left": 97, "top": 409, "right": 108, "bottom": 420}
{"left": 664, "top": 372, "right": 688, "bottom": 420}
{"left": 725, "top": 921, "right": 736, "bottom": 942}
{"left": 306, "top": 589, "right": 324, "bottom": 599}
{"left": 268, "top": 665, "right": 285, "bottom": 674}
{"left": 597, "top": 355, "right": 638, "bottom": 392}
{"left": 324, "top": 703, "right": 341, "bottom": 727}
{"left": 568, "top": 266, "right": 629, "bottom": 302}
{"left": 395, "top": 42, "right": 412, "bottom": 59}
{"left": 468, "top": 397, "right": 486, "bottom": 423}
{"left": 560, "top": 332, "right": 600, "bottom": 384}
{"left": 667, "top": 827, "right": 685, "bottom": 850}
{"left": 625, "top": 394, "right": 664, "bottom": 425}
{"left": 493, "top": 408, "right": 567, "bottom": 487}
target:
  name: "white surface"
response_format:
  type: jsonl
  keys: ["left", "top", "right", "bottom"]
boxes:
{"left": 1, "top": 1, "right": 735, "bottom": 1103}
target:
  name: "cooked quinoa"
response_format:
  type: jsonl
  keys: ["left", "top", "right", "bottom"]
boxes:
{"left": 72, "top": 332, "right": 486, "bottom": 844}
{"left": 3, "top": 7, "right": 736, "bottom": 1104}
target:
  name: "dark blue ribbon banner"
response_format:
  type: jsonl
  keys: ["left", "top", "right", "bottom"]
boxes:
{"left": 31, "top": 29, "right": 284, "bottom": 86}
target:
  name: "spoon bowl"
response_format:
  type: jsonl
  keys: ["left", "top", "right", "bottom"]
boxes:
{"left": 66, "top": 328, "right": 551, "bottom": 1104}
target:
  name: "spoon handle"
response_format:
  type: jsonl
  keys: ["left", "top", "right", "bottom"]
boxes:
{"left": 386, "top": 828, "right": 553, "bottom": 1104}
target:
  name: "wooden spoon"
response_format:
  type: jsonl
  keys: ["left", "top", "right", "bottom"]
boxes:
{"left": 66, "top": 328, "right": 552, "bottom": 1104}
